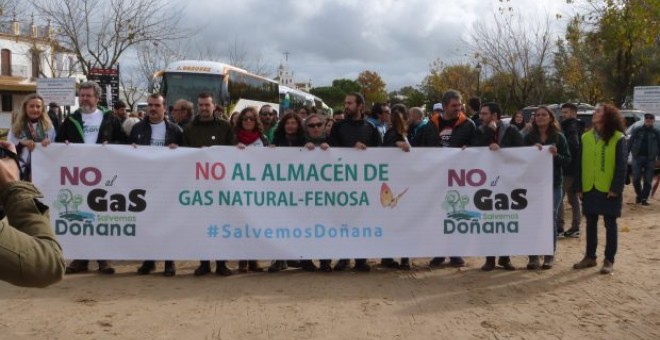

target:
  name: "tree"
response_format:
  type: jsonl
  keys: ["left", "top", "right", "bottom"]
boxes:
{"left": 388, "top": 86, "right": 426, "bottom": 108}
{"left": 568, "top": 0, "right": 660, "bottom": 106}
{"left": 226, "top": 37, "right": 271, "bottom": 78}
{"left": 310, "top": 78, "right": 361, "bottom": 111}
{"left": 32, "top": 0, "right": 190, "bottom": 75}
{"left": 553, "top": 17, "right": 606, "bottom": 104}
{"left": 470, "top": 10, "right": 553, "bottom": 108}
{"left": 420, "top": 60, "right": 480, "bottom": 105}
{"left": 356, "top": 70, "right": 387, "bottom": 105}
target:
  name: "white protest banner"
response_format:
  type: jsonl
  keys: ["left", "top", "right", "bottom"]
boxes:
{"left": 32, "top": 144, "right": 553, "bottom": 260}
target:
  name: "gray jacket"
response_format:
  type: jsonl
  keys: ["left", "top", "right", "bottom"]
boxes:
{"left": 628, "top": 125, "right": 660, "bottom": 159}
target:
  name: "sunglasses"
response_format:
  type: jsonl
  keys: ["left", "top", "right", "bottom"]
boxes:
{"left": 307, "top": 123, "right": 323, "bottom": 128}
{"left": 260, "top": 113, "right": 272, "bottom": 117}
{"left": 242, "top": 116, "right": 257, "bottom": 121}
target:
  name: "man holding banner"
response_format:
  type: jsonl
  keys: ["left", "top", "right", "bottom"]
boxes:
{"left": 324, "top": 92, "right": 382, "bottom": 272}
{"left": 130, "top": 93, "right": 183, "bottom": 276}
{"left": 56, "top": 81, "right": 127, "bottom": 275}
{"left": 426, "top": 89, "right": 475, "bottom": 268}
{"left": 471, "top": 102, "right": 523, "bottom": 271}
{"left": 183, "top": 92, "right": 236, "bottom": 276}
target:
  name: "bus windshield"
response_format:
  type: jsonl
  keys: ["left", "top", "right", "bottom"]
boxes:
{"left": 162, "top": 72, "right": 224, "bottom": 111}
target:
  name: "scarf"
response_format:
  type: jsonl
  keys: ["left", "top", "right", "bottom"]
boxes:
{"left": 237, "top": 129, "right": 261, "bottom": 145}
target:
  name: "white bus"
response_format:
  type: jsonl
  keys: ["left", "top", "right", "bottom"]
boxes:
{"left": 279, "top": 85, "right": 332, "bottom": 116}
{"left": 152, "top": 60, "right": 280, "bottom": 116}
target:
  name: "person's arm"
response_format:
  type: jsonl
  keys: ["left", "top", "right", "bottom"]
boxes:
{"left": 609, "top": 137, "right": 627, "bottom": 196}
{"left": 0, "top": 141, "right": 65, "bottom": 288}
{"left": 554, "top": 133, "right": 571, "bottom": 167}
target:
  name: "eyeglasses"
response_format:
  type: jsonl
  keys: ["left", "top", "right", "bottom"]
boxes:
{"left": 307, "top": 123, "right": 323, "bottom": 128}
{"left": 260, "top": 113, "right": 272, "bottom": 117}
{"left": 242, "top": 116, "right": 257, "bottom": 122}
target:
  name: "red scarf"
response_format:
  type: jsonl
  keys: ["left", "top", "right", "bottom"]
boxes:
{"left": 237, "top": 129, "right": 261, "bottom": 145}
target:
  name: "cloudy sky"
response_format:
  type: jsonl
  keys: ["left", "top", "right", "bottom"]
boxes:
{"left": 173, "top": 0, "right": 581, "bottom": 91}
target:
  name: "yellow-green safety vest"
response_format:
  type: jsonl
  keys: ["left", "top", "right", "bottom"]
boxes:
{"left": 581, "top": 130, "right": 623, "bottom": 193}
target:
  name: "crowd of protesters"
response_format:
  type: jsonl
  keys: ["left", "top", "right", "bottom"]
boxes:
{"left": 5, "top": 81, "right": 642, "bottom": 280}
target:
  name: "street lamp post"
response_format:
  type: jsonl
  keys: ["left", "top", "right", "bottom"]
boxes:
{"left": 475, "top": 62, "right": 482, "bottom": 98}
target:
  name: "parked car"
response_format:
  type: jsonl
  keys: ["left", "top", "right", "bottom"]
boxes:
{"left": 521, "top": 103, "right": 595, "bottom": 127}
{"left": 620, "top": 109, "right": 645, "bottom": 128}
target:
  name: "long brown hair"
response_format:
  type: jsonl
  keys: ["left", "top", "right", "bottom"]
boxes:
{"left": 234, "top": 106, "right": 264, "bottom": 135}
{"left": 391, "top": 103, "right": 408, "bottom": 136}
{"left": 597, "top": 104, "right": 625, "bottom": 144}
{"left": 531, "top": 106, "right": 560, "bottom": 137}
{"left": 12, "top": 94, "right": 52, "bottom": 135}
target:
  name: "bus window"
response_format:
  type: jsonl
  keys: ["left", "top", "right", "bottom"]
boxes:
{"left": 162, "top": 72, "right": 224, "bottom": 112}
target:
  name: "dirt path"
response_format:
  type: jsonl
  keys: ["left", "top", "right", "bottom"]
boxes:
{"left": 1, "top": 186, "right": 659, "bottom": 340}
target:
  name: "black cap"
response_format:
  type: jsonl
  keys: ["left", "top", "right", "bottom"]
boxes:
{"left": 48, "top": 102, "right": 59, "bottom": 108}
{"left": 644, "top": 113, "right": 654, "bottom": 119}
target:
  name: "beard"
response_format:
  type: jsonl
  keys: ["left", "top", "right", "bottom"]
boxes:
{"left": 80, "top": 104, "right": 96, "bottom": 114}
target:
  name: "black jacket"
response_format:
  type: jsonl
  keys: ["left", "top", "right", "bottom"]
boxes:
{"left": 182, "top": 115, "right": 235, "bottom": 147}
{"left": 472, "top": 121, "right": 523, "bottom": 148}
{"left": 328, "top": 117, "right": 382, "bottom": 147}
{"left": 422, "top": 112, "right": 475, "bottom": 148}
{"left": 560, "top": 118, "right": 584, "bottom": 176}
{"left": 524, "top": 131, "right": 571, "bottom": 188}
{"left": 129, "top": 119, "right": 183, "bottom": 146}
{"left": 409, "top": 120, "right": 437, "bottom": 147}
{"left": 55, "top": 107, "right": 127, "bottom": 144}
{"left": 383, "top": 128, "right": 406, "bottom": 147}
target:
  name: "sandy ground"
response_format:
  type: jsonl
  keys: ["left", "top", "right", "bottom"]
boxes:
{"left": 1, "top": 185, "right": 659, "bottom": 340}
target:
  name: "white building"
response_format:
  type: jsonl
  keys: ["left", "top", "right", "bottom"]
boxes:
{"left": 274, "top": 59, "right": 312, "bottom": 93}
{"left": 0, "top": 15, "right": 84, "bottom": 131}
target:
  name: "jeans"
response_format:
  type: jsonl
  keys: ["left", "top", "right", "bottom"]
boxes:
{"left": 585, "top": 214, "right": 618, "bottom": 262}
{"left": 632, "top": 155, "right": 655, "bottom": 201}
{"left": 551, "top": 186, "right": 563, "bottom": 253}
{"left": 557, "top": 176, "right": 581, "bottom": 231}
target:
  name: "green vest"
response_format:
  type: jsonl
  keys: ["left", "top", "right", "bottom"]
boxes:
{"left": 581, "top": 130, "right": 623, "bottom": 193}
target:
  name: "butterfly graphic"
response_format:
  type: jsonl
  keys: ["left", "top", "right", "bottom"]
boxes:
{"left": 380, "top": 183, "right": 409, "bottom": 208}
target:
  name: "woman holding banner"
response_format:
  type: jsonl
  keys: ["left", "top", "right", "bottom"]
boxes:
{"left": 524, "top": 106, "right": 570, "bottom": 270}
{"left": 8, "top": 94, "right": 56, "bottom": 181}
{"left": 235, "top": 106, "right": 268, "bottom": 273}
{"left": 380, "top": 104, "right": 412, "bottom": 270}
{"left": 573, "top": 105, "right": 626, "bottom": 275}
{"left": 268, "top": 112, "right": 306, "bottom": 272}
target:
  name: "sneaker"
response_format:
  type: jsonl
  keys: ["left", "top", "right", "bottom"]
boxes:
{"left": 636, "top": 197, "right": 642, "bottom": 204}
{"left": 97, "top": 261, "right": 115, "bottom": 275}
{"left": 300, "top": 260, "right": 317, "bottom": 272}
{"left": 498, "top": 257, "right": 516, "bottom": 271}
{"left": 563, "top": 228, "right": 581, "bottom": 238}
{"left": 449, "top": 257, "right": 466, "bottom": 268}
{"left": 429, "top": 257, "right": 446, "bottom": 267}
{"left": 319, "top": 261, "right": 333, "bottom": 273}
{"left": 354, "top": 262, "right": 371, "bottom": 272}
{"left": 333, "top": 259, "right": 349, "bottom": 271}
{"left": 399, "top": 258, "right": 411, "bottom": 270}
{"left": 641, "top": 199, "right": 650, "bottom": 206}
{"left": 600, "top": 259, "right": 614, "bottom": 274}
{"left": 248, "top": 260, "right": 264, "bottom": 272}
{"left": 215, "top": 262, "right": 233, "bottom": 276}
{"left": 556, "top": 231, "right": 565, "bottom": 238}
{"left": 573, "top": 256, "right": 597, "bottom": 269}
{"left": 238, "top": 260, "right": 249, "bottom": 273}
{"left": 137, "top": 261, "right": 156, "bottom": 275}
{"left": 194, "top": 262, "right": 212, "bottom": 276}
{"left": 268, "top": 260, "right": 287, "bottom": 273}
{"left": 541, "top": 255, "right": 554, "bottom": 270}
{"left": 380, "top": 258, "right": 400, "bottom": 269}
{"left": 481, "top": 257, "right": 496, "bottom": 271}
{"left": 163, "top": 262, "right": 176, "bottom": 277}
{"left": 65, "top": 260, "right": 89, "bottom": 275}
{"left": 526, "top": 256, "right": 541, "bottom": 270}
